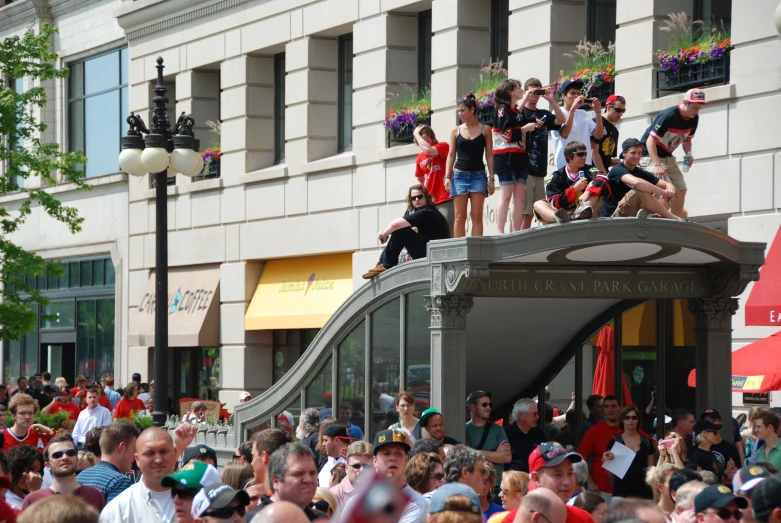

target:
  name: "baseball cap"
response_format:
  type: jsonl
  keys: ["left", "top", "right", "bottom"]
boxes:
{"left": 529, "top": 442, "right": 583, "bottom": 474}
{"left": 323, "top": 425, "right": 355, "bottom": 440}
{"left": 372, "top": 429, "right": 412, "bottom": 455}
{"left": 132, "top": 373, "right": 141, "bottom": 382}
{"left": 694, "top": 419, "right": 723, "bottom": 436}
{"left": 238, "top": 391, "right": 252, "bottom": 401}
{"left": 694, "top": 484, "right": 747, "bottom": 513}
{"left": 191, "top": 483, "right": 250, "bottom": 519}
{"left": 752, "top": 476, "right": 781, "bottom": 520}
{"left": 684, "top": 88, "right": 708, "bottom": 104}
{"left": 701, "top": 409, "right": 722, "bottom": 421}
{"left": 428, "top": 482, "right": 481, "bottom": 515}
{"left": 618, "top": 137, "right": 643, "bottom": 159}
{"left": 418, "top": 408, "right": 442, "bottom": 428}
{"left": 60, "top": 387, "right": 72, "bottom": 396}
{"left": 605, "top": 94, "right": 626, "bottom": 106}
{"left": 183, "top": 444, "right": 218, "bottom": 467}
{"left": 161, "top": 461, "right": 221, "bottom": 489}
{"left": 558, "top": 79, "right": 584, "bottom": 95}
{"left": 466, "top": 390, "right": 491, "bottom": 407}
{"left": 732, "top": 465, "right": 770, "bottom": 494}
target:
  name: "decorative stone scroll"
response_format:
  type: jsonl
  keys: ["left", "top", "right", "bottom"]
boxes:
{"left": 423, "top": 295, "right": 474, "bottom": 329}
{"left": 688, "top": 297, "right": 739, "bottom": 330}
{"left": 431, "top": 262, "right": 489, "bottom": 296}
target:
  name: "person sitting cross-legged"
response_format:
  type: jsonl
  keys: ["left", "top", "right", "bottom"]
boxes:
{"left": 533, "top": 140, "right": 599, "bottom": 224}
{"left": 600, "top": 138, "right": 683, "bottom": 220}
{"left": 363, "top": 184, "right": 451, "bottom": 279}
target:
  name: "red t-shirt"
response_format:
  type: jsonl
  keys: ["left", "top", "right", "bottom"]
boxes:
{"left": 414, "top": 142, "right": 451, "bottom": 205}
{"left": 576, "top": 421, "right": 655, "bottom": 493}
{"left": 21, "top": 485, "right": 105, "bottom": 513}
{"left": 566, "top": 505, "right": 596, "bottom": 523}
{"left": 0, "top": 498, "right": 16, "bottom": 523}
{"left": 113, "top": 397, "right": 146, "bottom": 419}
{"left": 49, "top": 401, "right": 81, "bottom": 421}
{"left": 2, "top": 428, "right": 53, "bottom": 453}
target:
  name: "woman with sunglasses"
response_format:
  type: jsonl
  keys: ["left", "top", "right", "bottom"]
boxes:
{"left": 603, "top": 405, "right": 655, "bottom": 499}
{"left": 404, "top": 452, "right": 444, "bottom": 496}
{"left": 479, "top": 462, "right": 505, "bottom": 519}
{"left": 444, "top": 93, "right": 494, "bottom": 238}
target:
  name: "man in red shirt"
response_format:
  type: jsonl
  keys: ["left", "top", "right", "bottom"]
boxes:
{"left": 3, "top": 393, "right": 55, "bottom": 452}
{"left": 577, "top": 395, "right": 655, "bottom": 503}
{"left": 42, "top": 388, "right": 81, "bottom": 422}
{"left": 22, "top": 434, "right": 105, "bottom": 512}
{"left": 528, "top": 441, "right": 595, "bottom": 523}
{"left": 413, "top": 124, "right": 453, "bottom": 234}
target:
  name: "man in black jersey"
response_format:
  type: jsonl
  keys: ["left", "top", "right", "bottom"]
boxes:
{"left": 591, "top": 94, "right": 625, "bottom": 175}
{"left": 533, "top": 141, "right": 597, "bottom": 224}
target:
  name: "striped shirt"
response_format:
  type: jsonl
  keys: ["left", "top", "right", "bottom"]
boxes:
{"left": 77, "top": 460, "right": 133, "bottom": 504}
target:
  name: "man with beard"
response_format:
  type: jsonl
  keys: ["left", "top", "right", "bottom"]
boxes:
{"left": 22, "top": 434, "right": 105, "bottom": 512}
{"left": 419, "top": 408, "right": 460, "bottom": 445}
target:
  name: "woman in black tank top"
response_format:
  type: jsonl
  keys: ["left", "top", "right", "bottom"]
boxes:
{"left": 444, "top": 93, "right": 494, "bottom": 237}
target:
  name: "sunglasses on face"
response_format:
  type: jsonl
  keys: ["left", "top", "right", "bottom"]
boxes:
{"left": 232, "top": 454, "right": 243, "bottom": 461}
{"left": 623, "top": 415, "right": 639, "bottom": 421}
{"left": 710, "top": 508, "right": 742, "bottom": 521}
{"left": 480, "top": 402, "right": 492, "bottom": 408}
{"left": 170, "top": 487, "right": 199, "bottom": 500}
{"left": 609, "top": 106, "right": 626, "bottom": 113}
{"left": 50, "top": 449, "right": 78, "bottom": 460}
{"left": 310, "top": 500, "right": 330, "bottom": 512}
{"left": 430, "top": 473, "right": 445, "bottom": 480}
{"left": 203, "top": 506, "right": 246, "bottom": 519}
{"left": 410, "top": 194, "right": 425, "bottom": 201}
{"left": 574, "top": 152, "right": 588, "bottom": 157}
{"left": 348, "top": 462, "right": 372, "bottom": 471}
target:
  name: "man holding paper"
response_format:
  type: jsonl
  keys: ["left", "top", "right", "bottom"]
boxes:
{"left": 602, "top": 405, "right": 655, "bottom": 499}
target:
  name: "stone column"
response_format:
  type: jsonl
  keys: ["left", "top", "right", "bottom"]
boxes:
{"left": 689, "top": 297, "right": 738, "bottom": 442}
{"left": 176, "top": 70, "right": 220, "bottom": 184}
{"left": 430, "top": 0, "right": 490, "bottom": 134}
{"left": 220, "top": 56, "right": 275, "bottom": 180}
{"left": 507, "top": 0, "right": 587, "bottom": 85}
{"left": 284, "top": 38, "right": 338, "bottom": 168}
{"left": 424, "top": 294, "right": 474, "bottom": 443}
{"left": 219, "top": 261, "right": 271, "bottom": 413}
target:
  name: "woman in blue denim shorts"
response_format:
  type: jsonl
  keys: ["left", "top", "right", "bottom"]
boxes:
{"left": 492, "top": 79, "right": 543, "bottom": 234}
{"left": 444, "top": 93, "right": 494, "bottom": 237}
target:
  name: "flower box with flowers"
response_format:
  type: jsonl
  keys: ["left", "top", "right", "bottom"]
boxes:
{"left": 384, "top": 105, "right": 432, "bottom": 147}
{"left": 476, "top": 90, "right": 496, "bottom": 126}
{"left": 552, "top": 65, "right": 616, "bottom": 105}
{"left": 200, "top": 148, "right": 221, "bottom": 179}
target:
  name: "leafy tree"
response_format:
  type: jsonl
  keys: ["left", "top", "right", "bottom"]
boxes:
{"left": 1, "top": 23, "right": 87, "bottom": 340}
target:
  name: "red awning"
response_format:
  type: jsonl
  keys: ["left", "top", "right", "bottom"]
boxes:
{"left": 687, "top": 331, "right": 781, "bottom": 392}
{"left": 746, "top": 225, "right": 781, "bottom": 326}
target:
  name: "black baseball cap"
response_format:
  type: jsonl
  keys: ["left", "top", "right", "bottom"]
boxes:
{"left": 466, "top": 390, "right": 491, "bottom": 406}
{"left": 558, "top": 79, "right": 584, "bottom": 95}
{"left": 701, "top": 409, "right": 722, "bottom": 421}
{"left": 694, "top": 419, "right": 722, "bottom": 436}
{"left": 751, "top": 476, "right": 781, "bottom": 520}
{"left": 132, "top": 373, "right": 141, "bottom": 382}
{"left": 732, "top": 465, "right": 770, "bottom": 493}
{"left": 323, "top": 425, "right": 355, "bottom": 440}
{"left": 183, "top": 444, "right": 218, "bottom": 467}
{"left": 619, "top": 138, "right": 644, "bottom": 159}
{"left": 372, "top": 429, "right": 412, "bottom": 455}
{"left": 694, "top": 484, "right": 747, "bottom": 513}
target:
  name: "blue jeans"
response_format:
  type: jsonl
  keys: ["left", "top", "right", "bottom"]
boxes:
{"left": 496, "top": 169, "right": 528, "bottom": 186}
{"left": 451, "top": 170, "right": 488, "bottom": 197}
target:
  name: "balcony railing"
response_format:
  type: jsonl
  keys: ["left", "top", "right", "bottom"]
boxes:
{"left": 656, "top": 56, "right": 730, "bottom": 97}
{"left": 386, "top": 117, "right": 431, "bottom": 148}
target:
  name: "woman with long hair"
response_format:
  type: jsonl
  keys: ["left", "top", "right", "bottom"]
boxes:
{"left": 479, "top": 462, "right": 504, "bottom": 519}
{"left": 645, "top": 463, "right": 680, "bottom": 518}
{"left": 602, "top": 405, "right": 655, "bottom": 499}
{"left": 112, "top": 382, "right": 146, "bottom": 419}
{"left": 657, "top": 431, "right": 687, "bottom": 468}
{"left": 492, "top": 79, "right": 541, "bottom": 233}
{"left": 220, "top": 461, "right": 254, "bottom": 490}
{"left": 388, "top": 391, "right": 422, "bottom": 441}
{"left": 404, "top": 452, "right": 444, "bottom": 496}
{"left": 444, "top": 93, "right": 494, "bottom": 237}
{"left": 573, "top": 491, "right": 607, "bottom": 523}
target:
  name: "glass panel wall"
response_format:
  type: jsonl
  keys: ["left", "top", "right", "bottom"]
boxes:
{"left": 3, "top": 305, "right": 38, "bottom": 385}
{"left": 200, "top": 347, "right": 221, "bottom": 401}
{"left": 405, "top": 291, "right": 430, "bottom": 415}
{"left": 275, "top": 396, "right": 301, "bottom": 439}
{"left": 76, "top": 298, "right": 115, "bottom": 381}
{"left": 337, "top": 320, "right": 366, "bottom": 435}
{"left": 666, "top": 299, "right": 697, "bottom": 411}
{"left": 42, "top": 300, "right": 76, "bottom": 329}
{"left": 370, "top": 298, "right": 401, "bottom": 439}
{"left": 306, "top": 354, "right": 333, "bottom": 417}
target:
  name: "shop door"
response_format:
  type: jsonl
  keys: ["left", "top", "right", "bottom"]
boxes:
{"left": 42, "top": 343, "right": 76, "bottom": 387}
{"left": 172, "top": 348, "right": 199, "bottom": 416}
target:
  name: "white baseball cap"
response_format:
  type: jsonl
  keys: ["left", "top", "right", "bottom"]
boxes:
{"left": 238, "top": 391, "right": 252, "bottom": 401}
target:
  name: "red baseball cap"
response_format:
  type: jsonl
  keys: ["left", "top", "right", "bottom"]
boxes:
{"left": 529, "top": 442, "right": 583, "bottom": 474}
{"left": 683, "top": 88, "right": 707, "bottom": 103}
{"left": 605, "top": 94, "right": 626, "bottom": 106}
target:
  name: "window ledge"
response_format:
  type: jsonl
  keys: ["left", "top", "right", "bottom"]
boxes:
{"left": 235, "top": 165, "right": 289, "bottom": 186}
{"left": 640, "top": 84, "right": 735, "bottom": 115}
{"left": 289, "top": 152, "right": 356, "bottom": 177}
{"left": 178, "top": 177, "right": 223, "bottom": 195}
{"left": 378, "top": 144, "right": 419, "bottom": 162}
{"left": 0, "top": 172, "right": 128, "bottom": 205}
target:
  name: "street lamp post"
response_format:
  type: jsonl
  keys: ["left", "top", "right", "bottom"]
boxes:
{"left": 118, "top": 57, "right": 204, "bottom": 427}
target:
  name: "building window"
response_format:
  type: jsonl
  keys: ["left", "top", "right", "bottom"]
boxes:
{"left": 2, "top": 305, "right": 38, "bottom": 386}
{"left": 695, "top": 0, "right": 731, "bottom": 30}
{"left": 490, "top": 0, "right": 509, "bottom": 66}
{"left": 587, "top": 0, "right": 617, "bottom": 45}
{"left": 69, "top": 48, "right": 129, "bottom": 178}
{"left": 76, "top": 299, "right": 114, "bottom": 385}
{"left": 274, "top": 53, "right": 286, "bottom": 164}
{"left": 8, "top": 78, "right": 26, "bottom": 189}
{"left": 338, "top": 34, "right": 353, "bottom": 152}
{"left": 418, "top": 10, "right": 432, "bottom": 91}
{"left": 273, "top": 329, "right": 319, "bottom": 383}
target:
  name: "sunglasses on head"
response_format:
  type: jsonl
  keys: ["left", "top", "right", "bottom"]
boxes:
{"left": 203, "top": 506, "right": 246, "bottom": 519}
{"left": 232, "top": 454, "right": 243, "bottom": 461}
{"left": 430, "top": 472, "right": 445, "bottom": 480}
{"left": 623, "top": 415, "right": 639, "bottom": 421}
{"left": 410, "top": 194, "right": 425, "bottom": 201}
{"left": 711, "top": 508, "right": 742, "bottom": 520}
{"left": 170, "top": 487, "right": 199, "bottom": 500}
{"left": 50, "top": 449, "right": 78, "bottom": 460}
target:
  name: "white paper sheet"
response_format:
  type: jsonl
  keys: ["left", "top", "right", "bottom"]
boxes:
{"left": 601, "top": 441, "right": 635, "bottom": 480}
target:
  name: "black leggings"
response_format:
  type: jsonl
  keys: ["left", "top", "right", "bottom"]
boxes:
{"left": 379, "top": 228, "right": 428, "bottom": 268}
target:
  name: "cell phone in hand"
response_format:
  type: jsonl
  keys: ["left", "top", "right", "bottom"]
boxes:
{"left": 660, "top": 439, "right": 675, "bottom": 447}
{"left": 533, "top": 89, "right": 546, "bottom": 95}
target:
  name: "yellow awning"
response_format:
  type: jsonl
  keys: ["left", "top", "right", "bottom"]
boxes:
{"left": 245, "top": 253, "right": 353, "bottom": 330}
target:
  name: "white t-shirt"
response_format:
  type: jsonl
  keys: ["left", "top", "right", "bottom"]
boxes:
{"left": 149, "top": 488, "right": 174, "bottom": 523}
{"left": 552, "top": 108, "right": 599, "bottom": 169}
{"left": 318, "top": 456, "right": 345, "bottom": 488}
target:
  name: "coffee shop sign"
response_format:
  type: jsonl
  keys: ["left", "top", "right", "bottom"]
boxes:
{"left": 138, "top": 288, "right": 214, "bottom": 315}
{"left": 474, "top": 275, "right": 707, "bottom": 298}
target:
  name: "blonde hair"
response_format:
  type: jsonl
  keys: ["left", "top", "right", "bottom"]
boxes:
{"left": 55, "top": 377, "right": 68, "bottom": 389}
{"left": 502, "top": 470, "right": 529, "bottom": 494}
{"left": 17, "top": 495, "right": 99, "bottom": 523}
{"left": 220, "top": 462, "right": 254, "bottom": 490}
{"left": 77, "top": 451, "right": 97, "bottom": 471}
{"left": 315, "top": 487, "right": 338, "bottom": 512}
{"left": 429, "top": 495, "right": 483, "bottom": 523}
{"left": 674, "top": 481, "right": 708, "bottom": 510}
{"left": 645, "top": 463, "right": 680, "bottom": 503}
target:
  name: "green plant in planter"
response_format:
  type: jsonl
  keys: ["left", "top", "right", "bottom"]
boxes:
{"left": 115, "top": 414, "right": 154, "bottom": 430}
{"left": 553, "top": 39, "right": 617, "bottom": 102}
{"left": 473, "top": 61, "right": 508, "bottom": 111}
{"left": 384, "top": 85, "right": 432, "bottom": 136}
{"left": 6, "top": 411, "right": 70, "bottom": 431}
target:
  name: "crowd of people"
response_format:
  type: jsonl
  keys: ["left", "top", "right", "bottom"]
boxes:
{"left": 363, "top": 79, "right": 704, "bottom": 279}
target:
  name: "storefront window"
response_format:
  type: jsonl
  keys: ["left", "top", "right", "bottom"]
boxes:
{"left": 3, "top": 306, "right": 38, "bottom": 386}
{"left": 305, "top": 354, "right": 333, "bottom": 413}
{"left": 76, "top": 301, "right": 96, "bottom": 378}
{"left": 42, "top": 300, "right": 75, "bottom": 329}
{"left": 200, "top": 347, "right": 220, "bottom": 401}
{"left": 274, "top": 329, "right": 319, "bottom": 383}
{"left": 338, "top": 320, "right": 366, "bottom": 435}
{"left": 370, "top": 298, "right": 401, "bottom": 439}
{"left": 405, "top": 291, "right": 430, "bottom": 415}
{"left": 76, "top": 299, "right": 115, "bottom": 380}
{"left": 666, "top": 299, "right": 696, "bottom": 411}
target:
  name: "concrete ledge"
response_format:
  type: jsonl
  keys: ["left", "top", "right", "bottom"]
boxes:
{"left": 290, "top": 152, "right": 356, "bottom": 176}
{"left": 237, "top": 165, "right": 289, "bottom": 185}
{"left": 0, "top": 172, "right": 128, "bottom": 205}
{"left": 378, "top": 143, "right": 419, "bottom": 161}
{"left": 178, "top": 177, "right": 223, "bottom": 194}
{"left": 640, "top": 84, "right": 736, "bottom": 115}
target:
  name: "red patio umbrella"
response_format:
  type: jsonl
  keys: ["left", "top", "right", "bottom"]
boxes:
{"left": 592, "top": 325, "right": 634, "bottom": 405}
{"left": 687, "top": 331, "right": 781, "bottom": 392}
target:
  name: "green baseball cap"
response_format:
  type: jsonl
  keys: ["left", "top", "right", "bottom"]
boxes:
{"left": 161, "top": 461, "right": 222, "bottom": 489}
{"left": 418, "top": 408, "right": 442, "bottom": 428}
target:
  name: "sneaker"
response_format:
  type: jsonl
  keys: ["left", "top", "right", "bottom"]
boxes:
{"left": 636, "top": 209, "right": 648, "bottom": 220}
{"left": 554, "top": 208, "right": 571, "bottom": 224}
{"left": 362, "top": 264, "right": 388, "bottom": 279}
{"left": 573, "top": 204, "right": 593, "bottom": 221}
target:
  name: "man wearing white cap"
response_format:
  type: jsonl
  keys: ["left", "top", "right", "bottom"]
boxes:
{"left": 639, "top": 87, "right": 706, "bottom": 218}
{"left": 239, "top": 392, "right": 252, "bottom": 403}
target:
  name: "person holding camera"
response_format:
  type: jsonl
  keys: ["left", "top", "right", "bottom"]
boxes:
{"left": 551, "top": 79, "right": 604, "bottom": 171}
{"left": 591, "top": 94, "right": 626, "bottom": 176}
{"left": 533, "top": 141, "right": 597, "bottom": 224}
